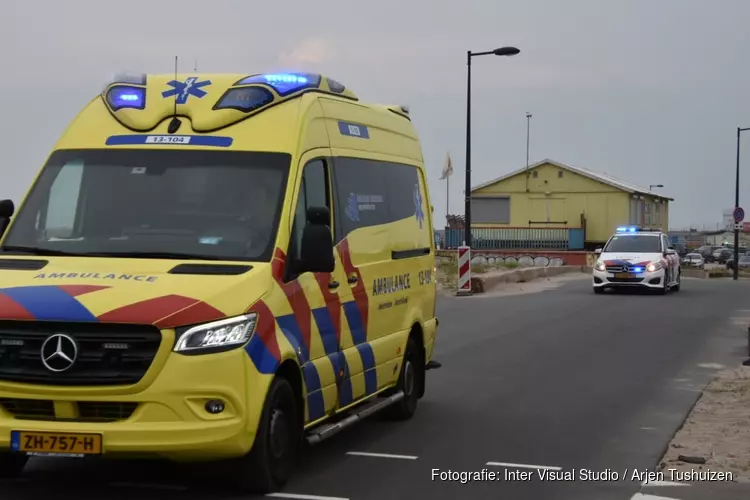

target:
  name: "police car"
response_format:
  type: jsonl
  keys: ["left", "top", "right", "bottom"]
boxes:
{"left": 592, "top": 227, "right": 681, "bottom": 294}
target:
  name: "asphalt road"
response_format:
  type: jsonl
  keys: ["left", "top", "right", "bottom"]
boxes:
{"left": 3, "top": 276, "right": 750, "bottom": 500}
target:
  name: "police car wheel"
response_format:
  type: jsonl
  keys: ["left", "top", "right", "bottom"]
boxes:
{"left": 385, "top": 337, "right": 423, "bottom": 421}
{"left": 0, "top": 453, "right": 27, "bottom": 478}
{"left": 232, "top": 377, "right": 300, "bottom": 493}
{"left": 593, "top": 287, "right": 604, "bottom": 294}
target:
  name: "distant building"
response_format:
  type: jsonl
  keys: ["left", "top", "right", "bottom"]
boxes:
{"left": 469, "top": 159, "right": 674, "bottom": 249}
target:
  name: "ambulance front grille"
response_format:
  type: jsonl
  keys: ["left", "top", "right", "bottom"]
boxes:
{"left": 0, "top": 321, "right": 162, "bottom": 386}
{"left": 0, "top": 398, "right": 138, "bottom": 422}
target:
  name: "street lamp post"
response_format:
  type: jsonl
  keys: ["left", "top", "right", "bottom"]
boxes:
{"left": 733, "top": 127, "right": 750, "bottom": 280}
{"left": 464, "top": 46, "right": 520, "bottom": 248}
{"left": 649, "top": 184, "right": 663, "bottom": 191}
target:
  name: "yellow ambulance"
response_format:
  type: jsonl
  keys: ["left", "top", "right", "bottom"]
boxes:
{"left": 0, "top": 71, "right": 439, "bottom": 492}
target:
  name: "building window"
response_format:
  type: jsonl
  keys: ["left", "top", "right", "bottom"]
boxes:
{"left": 629, "top": 198, "right": 638, "bottom": 225}
{"left": 558, "top": 171, "right": 563, "bottom": 178}
{"left": 532, "top": 170, "right": 538, "bottom": 178}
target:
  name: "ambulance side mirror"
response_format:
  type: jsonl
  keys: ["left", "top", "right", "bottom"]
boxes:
{"left": 0, "top": 199, "right": 14, "bottom": 238}
{"left": 298, "top": 206, "right": 335, "bottom": 274}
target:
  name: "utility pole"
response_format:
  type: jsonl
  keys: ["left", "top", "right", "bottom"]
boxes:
{"left": 525, "top": 112, "right": 532, "bottom": 191}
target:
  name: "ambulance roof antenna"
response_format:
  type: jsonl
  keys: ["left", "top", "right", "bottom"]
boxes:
{"left": 168, "top": 55, "right": 181, "bottom": 134}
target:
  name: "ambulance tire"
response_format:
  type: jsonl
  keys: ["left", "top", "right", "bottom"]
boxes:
{"left": 0, "top": 453, "right": 27, "bottom": 478}
{"left": 232, "top": 377, "right": 301, "bottom": 494}
{"left": 385, "top": 337, "right": 423, "bottom": 421}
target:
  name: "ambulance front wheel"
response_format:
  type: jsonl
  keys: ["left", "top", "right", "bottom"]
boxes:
{"left": 385, "top": 336, "right": 424, "bottom": 421}
{"left": 0, "top": 453, "right": 28, "bottom": 478}
{"left": 230, "top": 376, "right": 301, "bottom": 494}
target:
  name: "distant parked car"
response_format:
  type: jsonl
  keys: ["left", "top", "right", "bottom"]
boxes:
{"left": 681, "top": 253, "right": 704, "bottom": 269}
{"left": 726, "top": 254, "right": 750, "bottom": 271}
{"left": 696, "top": 245, "right": 722, "bottom": 262}
{"left": 713, "top": 247, "right": 734, "bottom": 264}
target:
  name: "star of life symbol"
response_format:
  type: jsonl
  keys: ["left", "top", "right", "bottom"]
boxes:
{"left": 40, "top": 333, "right": 79, "bottom": 373}
{"left": 162, "top": 77, "right": 212, "bottom": 104}
{"left": 414, "top": 183, "right": 424, "bottom": 229}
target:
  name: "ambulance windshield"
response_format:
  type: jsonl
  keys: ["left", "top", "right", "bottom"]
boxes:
{"left": 1, "top": 149, "right": 290, "bottom": 262}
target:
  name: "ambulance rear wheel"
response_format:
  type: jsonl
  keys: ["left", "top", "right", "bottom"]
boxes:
{"left": 0, "top": 453, "right": 27, "bottom": 478}
{"left": 232, "top": 377, "right": 301, "bottom": 494}
{"left": 385, "top": 337, "right": 423, "bottom": 421}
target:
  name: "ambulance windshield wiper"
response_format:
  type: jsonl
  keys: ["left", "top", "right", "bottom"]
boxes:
{"left": 0, "top": 245, "right": 86, "bottom": 256}
{"left": 92, "top": 251, "right": 224, "bottom": 261}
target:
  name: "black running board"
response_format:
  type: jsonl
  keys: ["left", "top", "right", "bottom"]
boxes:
{"left": 305, "top": 391, "right": 404, "bottom": 445}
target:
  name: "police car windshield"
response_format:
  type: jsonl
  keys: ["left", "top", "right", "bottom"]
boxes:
{"left": 603, "top": 234, "right": 662, "bottom": 253}
{"left": 1, "top": 149, "right": 290, "bottom": 262}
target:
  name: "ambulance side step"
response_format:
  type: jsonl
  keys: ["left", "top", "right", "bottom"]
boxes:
{"left": 305, "top": 391, "right": 404, "bottom": 445}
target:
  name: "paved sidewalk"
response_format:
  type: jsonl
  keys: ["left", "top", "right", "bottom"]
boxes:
{"left": 632, "top": 480, "right": 750, "bottom": 499}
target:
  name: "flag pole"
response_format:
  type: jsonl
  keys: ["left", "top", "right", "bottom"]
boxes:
{"left": 446, "top": 174, "right": 450, "bottom": 223}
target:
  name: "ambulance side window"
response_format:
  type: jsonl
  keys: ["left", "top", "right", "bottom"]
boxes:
{"left": 42, "top": 160, "right": 84, "bottom": 238}
{"left": 287, "top": 159, "right": 330, "bottom": 280}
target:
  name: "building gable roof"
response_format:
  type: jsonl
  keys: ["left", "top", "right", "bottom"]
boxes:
{"left": 471, "top": 159, "right": 674, "bottom": 201}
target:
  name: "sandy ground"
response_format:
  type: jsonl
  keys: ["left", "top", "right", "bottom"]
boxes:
{"left": 462, "top": 273, "right": 589, "bottom": 298}
{"left": 435, "top": 267, "right": 589, "bottom": 297}
{"left": 659, "top": 366, "right": 750, "bottom": 483}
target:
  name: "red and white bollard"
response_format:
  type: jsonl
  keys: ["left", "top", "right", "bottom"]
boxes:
{"left": 457, "top": 245, "right": 471, "bottom": 296}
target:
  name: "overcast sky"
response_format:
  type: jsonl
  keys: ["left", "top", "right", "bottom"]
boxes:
{"left": 2, "top": 0, "right": 749, "bottom": 230}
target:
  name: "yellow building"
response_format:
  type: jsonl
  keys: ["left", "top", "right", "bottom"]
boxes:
{"left": 470, "top": 159, "right": 673, "bottom": 248}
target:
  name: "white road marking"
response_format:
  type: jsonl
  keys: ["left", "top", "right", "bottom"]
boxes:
{"left": 266, "top": 494, "right": 349, "bottom": 500}
{"left": 109, "top": 482, "right": 188, "bottom": 490}
{"left": 346, "top": 451, "right": 418, "bottom": 460}
{"left": 486, "top": 461, "right": 562, "bottom": 470}
{"left": 640, "top": 426, "right": 657, "bottom": 431}
{"left": 697, "top": 363, "right": 725, "bottom": 369}
{"left": 641, "top": 480, "right": 690, "bottom": 487}
{"left": 630, "top": 494, "right": 683, "bottom": 500}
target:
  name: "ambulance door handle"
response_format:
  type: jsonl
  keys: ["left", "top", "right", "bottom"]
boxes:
{"left": 328, "top": 280, "right": 340, "bottom": 290}
{"left": 347, "top": 275, "right": 358, "bottom": 284}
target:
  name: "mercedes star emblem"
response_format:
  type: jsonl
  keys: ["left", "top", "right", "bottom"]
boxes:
{"left": 40, "top": 334, "right": 79, "bottom": 373}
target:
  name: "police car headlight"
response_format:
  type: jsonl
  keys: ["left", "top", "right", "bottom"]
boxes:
{"left": 594, "top": 261, "right": 606, "bottom": 272}
{"left": 646, "top": 262, "right": 661, "bottom": 272}
{"left": 174, "top": 314, "right": 257, "bottom": 354}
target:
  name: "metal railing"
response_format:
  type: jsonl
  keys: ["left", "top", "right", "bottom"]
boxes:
{"left": 442, "top": 227, "right": 585, "bottom": 250}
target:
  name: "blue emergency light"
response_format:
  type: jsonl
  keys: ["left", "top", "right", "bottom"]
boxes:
{"left": 616, "top": 226, "right": 638, "bottom": 233}
{"left": 106, "top": 86, "right": 146, "bottom": 111}
{"left": 235, "top": 72, "right": 321, "bottom": 96}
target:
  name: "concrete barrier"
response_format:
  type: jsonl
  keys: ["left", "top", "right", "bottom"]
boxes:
{"left": 478, "top": 265, "right": 589, "bottom": 292}
{"left": 681, "top": 268, "right": 707, "bottom": 279}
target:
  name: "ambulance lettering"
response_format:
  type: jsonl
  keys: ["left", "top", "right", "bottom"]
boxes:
{"left": 372, "top": 273, "right": 411, "bottom": 296}
{"left": 33, "top": 272, "right": 158, "bottom": 282}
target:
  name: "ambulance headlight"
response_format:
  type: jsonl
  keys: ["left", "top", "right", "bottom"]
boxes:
{"left": 646, "top": 262, "right": 660, "bottom": 273}
{"left": 595, "top": 261, "right": 606, "bottom": 272}
{"left": 174, "top": 314, "right": 257, "bottom": 354}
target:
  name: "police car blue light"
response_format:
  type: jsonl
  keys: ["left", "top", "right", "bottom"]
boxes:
{"left": 616, "top": 226, "right": 638, "bottom": 233}
{"left": 236, "top": 73, "right": 321, "bottom": 96}
{"left": 106, "top": 86, "right": 146, "bottom": 111}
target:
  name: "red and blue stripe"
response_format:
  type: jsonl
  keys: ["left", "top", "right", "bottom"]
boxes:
{"left": 0, "top": 285, "right": 225, "bottom": 327}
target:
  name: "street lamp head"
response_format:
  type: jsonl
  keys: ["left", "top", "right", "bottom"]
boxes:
{"left": 653, "top": 184, "right": 664, "bottom": 188}
{"left": 493, "top": 46, "right": 520, "bottom": 56}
